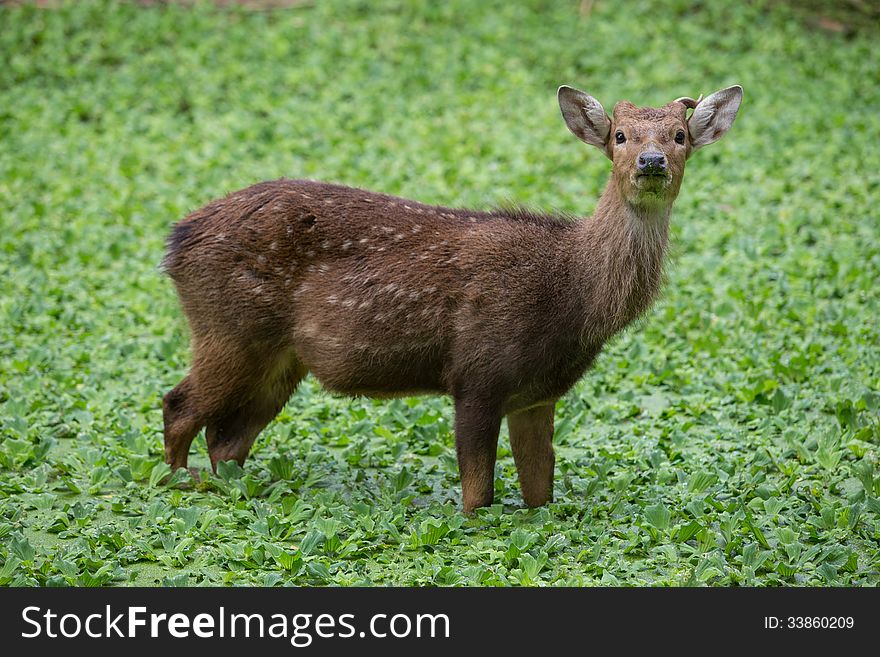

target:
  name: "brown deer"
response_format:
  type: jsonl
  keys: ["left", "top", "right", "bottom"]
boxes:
{"left": 162, "top": 84, "right": 742, "bottom": 512}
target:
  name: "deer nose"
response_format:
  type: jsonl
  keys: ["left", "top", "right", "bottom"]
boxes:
{"left": 637, "top": 151, "right": 667, "bottom": 174}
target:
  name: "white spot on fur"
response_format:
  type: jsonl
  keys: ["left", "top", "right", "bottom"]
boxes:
{"left": 318, "top": 264, "right": 329, "bottom": 274}
{"left": 394, "top": 234, "right": 404, "bottom": 241}
{"left": 342, "top": 298, "right": 356, "bottom": 308}
{"left": 412, "top": 225, "right": 422, "bottom": 233}
{"left": 342, "top": 240, "right": 352, "bottom": 250}
{"left": 257, "top": 255, "right": 267, "bottom": 264}
{"left": 323, "top": 198, "right": 334, "bottom": 205}
{"left": 269, "top": 241, "right": 277, "bottom": 250}
{"left": 305, "top": 250, "right": 316, "bottom": 258}
{"left": 321, "top": 240, "right": 331, "bottom": 250}
{"left": 381, "top": 226, "right": 395, "bottom": 234}
{"left": 299, "top": 318, "right": 321, "bottom": 336}
{"left": 383, "top": 283, "right": 397, "bottom": 293}
{"left": 358, "top": 300, "right": 371, "bottom": 309}
{"left": 327, "top": 295, "right": 338, "bottom": 304}
{"left": 359, "top": 238, "right": 369, "bottom": 244}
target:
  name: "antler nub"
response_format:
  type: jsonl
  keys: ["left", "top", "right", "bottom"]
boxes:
{"left": 674, "top": 94, "right": 704, "bottom": 109}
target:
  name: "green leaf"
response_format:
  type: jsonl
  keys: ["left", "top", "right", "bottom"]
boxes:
{"left": 268, "top": 455, "right": 297, "bottom": 481}
{"left": 0, "top": 557, "right": 21, "bottom": 585}
{"left": 853, "top": 459, "right": 874, "bottom": 495}
{"left": 741, "top": 508, "right": 770, "bottom": 549}
{"left": 645, "top": 504, "right": 671, "bottom": 531}
{"left": 10, "top": 535, "right": 35, "bottom": 563}
{"left": 162, "top": 574, "right": 189, "bottom": 586}
{"left": 299, "top": 530, "right": 325, "bottom": 557}
{"left": 391, "top": 466, "right": 414, "bottom": 493}
{"left": 148, "top": 462, "right": 172, "bottom": 487}
{"left": 509, "top": 528, "right": 538, "bottom": 551}
{"left": 216, "top": 460, "right": 244, "bottom": 482}
{"left": 305, "top": 562, "right": 331, "bottom": 582}
{"left": 688, "top": 470, "right": 718, "bottom": 493}
{"left": 776, "top": 562, "right": 797, "bottom": 578}
{"left": 274, "top": 551, "right": 301, "bottom": 571}
{"left": 677, "top": 520, "right": 702, "bottom": 543}
{"left": 817, "top": 564, "right": 838, "bottom": 583}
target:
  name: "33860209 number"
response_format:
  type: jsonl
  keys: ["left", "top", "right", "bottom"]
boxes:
{"left": 788, "top": 617, "right": 853, "bottom": 629}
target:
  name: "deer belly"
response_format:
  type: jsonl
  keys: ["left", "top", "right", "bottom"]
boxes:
{"left": 290, "top": 269, "right": 454, "bottom": 395}
{"left": 291, "top": 307, "right": 449, "bottom": 396}
{"left": 302, "top": 341, "right": 447, "bottom": 397}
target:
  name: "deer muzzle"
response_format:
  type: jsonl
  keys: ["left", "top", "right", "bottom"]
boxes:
{"left": 637, "top": 151, "right": 667, "bottom": 176}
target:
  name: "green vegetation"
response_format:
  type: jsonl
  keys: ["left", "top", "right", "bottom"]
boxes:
{"left": 1, "top": 0, "right": 878, "bottom": 586}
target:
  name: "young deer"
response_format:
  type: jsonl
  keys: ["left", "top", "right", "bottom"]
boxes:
{"left": 162, "top": 84, "right": 742, "bottom": 512}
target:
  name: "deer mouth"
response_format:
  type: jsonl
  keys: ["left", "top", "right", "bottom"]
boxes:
{"left": 635, "top": 173, "right": 669, "bottom": 189}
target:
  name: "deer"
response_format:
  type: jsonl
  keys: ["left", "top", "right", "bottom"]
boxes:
{"left": 161, "top": 84, "right": 743, "bottom": 513}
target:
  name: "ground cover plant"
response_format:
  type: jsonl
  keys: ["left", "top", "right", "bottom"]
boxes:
{"left": 0, "top": 0, "right": 878, "bottom": 586}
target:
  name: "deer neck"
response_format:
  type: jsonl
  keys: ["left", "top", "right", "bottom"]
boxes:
{"left": 573, "top": 182, "right": 672, "bottom": 343}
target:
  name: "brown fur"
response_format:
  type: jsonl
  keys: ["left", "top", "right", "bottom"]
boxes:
{"left": 162, "top": 87, "right": 741, "bottom": 512}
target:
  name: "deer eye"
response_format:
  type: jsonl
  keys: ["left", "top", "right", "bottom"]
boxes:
{"left": 675, "top": 130, "right": 686, "bottom": 145}
{"left": 615, "top": 130, "right": 626, "bottom": 144}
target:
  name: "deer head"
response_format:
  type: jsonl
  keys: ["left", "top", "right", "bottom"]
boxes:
{"left": 558, "top": 85, "right": 743, "bottom": 211}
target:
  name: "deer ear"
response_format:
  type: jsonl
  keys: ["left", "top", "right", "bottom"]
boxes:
{"left": 688, "top": 85, "right": 743, "bottom": 152}
{"left": 558, "top": 86, "right": 611, "bottom": 158}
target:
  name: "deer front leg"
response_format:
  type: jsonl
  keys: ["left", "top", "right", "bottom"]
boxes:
{"left": 163, "top": 375, "right": 203, "bottom": 471}
{"left": 453, "top": 395, "right": 502, "bottom": 513}
{"left": 507, "top": 404, "right": 555, "bottom": 507}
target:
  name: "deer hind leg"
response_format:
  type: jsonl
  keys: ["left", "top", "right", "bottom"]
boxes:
{"left": 453, "top": 395, "right": 503, "bottom": 513}
{"left": 507, "top": 404, "right": 555, "bottom": 508}
{"left": 205, "top": 356, "right": 308, "bottom": 469}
